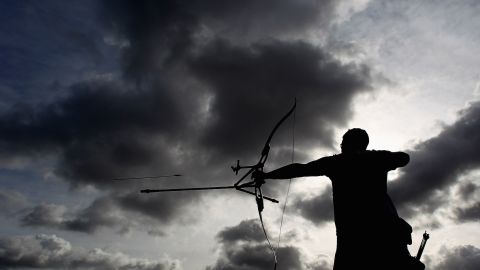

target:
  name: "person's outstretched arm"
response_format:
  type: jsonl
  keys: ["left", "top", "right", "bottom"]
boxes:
{"left": 257, "top": 157, "right": 331, "bottom": 180}
{"left": 383, "top": 151, "right": 409, "bottom": 170}
{"left": 393, "top": 151, "right": 409, "bottom": 167}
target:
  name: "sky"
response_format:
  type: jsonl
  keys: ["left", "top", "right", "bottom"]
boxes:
{"left": 0, "top": 0, "right": 479, "bottom": 269}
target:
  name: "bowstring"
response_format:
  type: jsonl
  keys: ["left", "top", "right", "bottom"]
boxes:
{"left": 258, "top": 205, "right": 278, "bottom": 270}
{"left": 276, "top": 102, "right": 296, "bottom": 251}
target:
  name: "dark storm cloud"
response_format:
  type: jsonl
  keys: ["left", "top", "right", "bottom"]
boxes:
{"left": 194, "top": 0, "right": 336, "bottom": 42}
{"left": 208, "top": 219, "right": 302, "bottom": 270}
{"left": 189, "top": 39, "right": 373, "bottom": 160}
{"left": 20, "top": 191, "right": 201, "bottom": 234}
{"left": 99, "top": 0, "right": 199, "bottom": 78}
{"left": 1, "top": 0, "right": 375, "bottom": 228}
{"left": 20, "top": 198, "right": 126, "bottom": 234}
{"left": 0, "top": 234, "right": 180, "bottom": 269}
{"left": 0, "top": 79, "right": 186, "bottom": 188}
{"left": 432, "top": 245, "right": 480, "bottom": 270}
{"left": 19, "top": 191, "right": 197, "bottom": 234}
{"left": 99, "top": 0, "right": 372, "bottom": 166}
{"left": 207, "top": 219, "right": 331, "bottom": 270}
{"left": 0, "top": 77, "right": 198, "bottom": 231}
{"left": 116, "top": 190, "right": 200, "bottom": 224}
{"left": 0, "top": 0, "right": 359, "bottom": 185}
{"left": 216, "top": 219, "right": 266, "bottom": 243}
{"left": 63, "top": 196, "right": 123, "bottom": 233}
{"left": 99, "top": 0, "right": 338, "bottom": 79}
{"left": 97, "top": 0, "right": 372, "bottom": 166}
{"left": 21, "top": 203, "right": 67, "bottom": 228}
{"left": 207, "top": 245, "right": 302, "bottom": 270}
{"left": 389, "top": 101, "right": 480, "bottom": 217}
{"left": 291, "top": 186, "right": 334, "bottom": 225}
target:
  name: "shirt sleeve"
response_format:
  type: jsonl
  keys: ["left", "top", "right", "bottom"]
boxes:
{"left": 375, "top": 150, "right": 410, "bottom": 171}
{"left": 304, "top": 155, "right": 337, "bottom": 176}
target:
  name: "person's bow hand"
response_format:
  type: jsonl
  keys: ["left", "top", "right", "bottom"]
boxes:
{"left": 252, "top": 170, "right": 267, "bottom": 185}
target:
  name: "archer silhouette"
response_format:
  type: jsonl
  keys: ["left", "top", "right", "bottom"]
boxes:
{"left": 254, "top": 128, "right": 425, "bottom": 269}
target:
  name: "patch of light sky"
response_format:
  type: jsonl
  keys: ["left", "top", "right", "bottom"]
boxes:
{"left": 282, "top": 1, "right": 480, "bottom": 265}
{"left": 324, "top": 2, "right": 480, "bottom": 258}
{"left": 324, "top": 0, "right": 480, "bottom": 151}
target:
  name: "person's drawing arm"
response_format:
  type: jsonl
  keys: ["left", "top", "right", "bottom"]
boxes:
{"left": 391, "top": 151, "right": 410, "bottom": 168}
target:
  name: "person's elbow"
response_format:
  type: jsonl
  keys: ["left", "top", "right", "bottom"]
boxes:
{"left": 397, "top": 152, "right": 410, "bottom": 167}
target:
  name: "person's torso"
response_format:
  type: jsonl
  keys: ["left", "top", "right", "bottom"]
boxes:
{"left": 324, "top": 151, "right": 398, "bottom": 236}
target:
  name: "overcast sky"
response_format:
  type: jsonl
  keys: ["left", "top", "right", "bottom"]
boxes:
{"left": 1, "top": 0, "right": 479, "bottom": 269}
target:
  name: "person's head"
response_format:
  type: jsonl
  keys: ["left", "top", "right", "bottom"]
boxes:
{"left": 341, "top": 128, "right": 369, "bottom": 153}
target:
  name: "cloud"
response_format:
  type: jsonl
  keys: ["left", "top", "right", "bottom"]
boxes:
{"left": 97, "top": 0, "right": 376, "bottom": 163}
{"left": 189, "top": 39, "right": 374, "bottom": 160}
{"left": 20, "top": 192, "right": 200, "bottom": 234}
{"left": 0, "top": 234, "right": 180, "bottom": 269}
{"left": 0, "top": 234, "right": 71, "bottom": 269}
{"left": 20, "top": 198, "right": 126, "bottom": 234}
{"left": 99, "top": 0, "right": 199, "bottom": 78}
{"left": 0, "top": 0, "right": 376, "bottom": 229}
{"left": 291, "top": 186, "right": 334, "bottom": 225}
{"left": 0, "top": 79, "right": 188, "bottom": 188}
{"left": 116, "top": 190, "right": 200, "bottom": 225}
{"left": 0, "top": 189, "right": 29, "bottom": 217}
{"left": 389, "top": 101, "right": 480, "bottom": 217}
{"left": 288, "top": 101, "right": 480, "bottom": 226}
{"left": 456, "top": 181, "right": 478, "bottom": 201}
{"left": 454, "top": 202, "right": 480, "bottom": 222}
{"left": 432, "top": 245, "right": 480, "bottom": 270}
{"left": 99, "top": 0, "right": 340, "bottom": 78}
{"left": 63, "top": 196, "right": 124, "bottom": 233}
{"left": 207, "top": 219, "right": 332, "bottom": 270}
{"left": 291, "top": 102, "right": 480, "bottom": 226}
{"left": 450, "top": 180, "right": 480, "bottom": 223}
{"left": 307, "top": 258, "right": 332, "bottom": 270}
{"left": 21, "top": 203, "right": 68, "bottom": 228}
{"left": 192, "top": 0, "right": 337, "bottom": 42}
{"left": 0, "top": 42, "right": 373, "bottom": 233}
{"left": 216, "top": 219, "right": 266, "bottom": 243}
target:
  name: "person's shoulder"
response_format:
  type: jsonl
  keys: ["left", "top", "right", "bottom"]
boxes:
{"left": 367, "top": 150, "right": 392, "bottom": 154}
{"left": 326, "top": 153, "right": 342, "bottom": 161}
{"left": 367, "top": 150, "right": 410, "bottom": 168}
{"left": 361, "top": 150, "right": 393, "bottom": 162}
{"left": 310, "top": 153, "right": 340, "bottom": 165}
{"left": 365, "top": 150, "right": 394, "bottom": 157}
{"left": 368, "top": 150, "right": 409, "bottom": 157}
